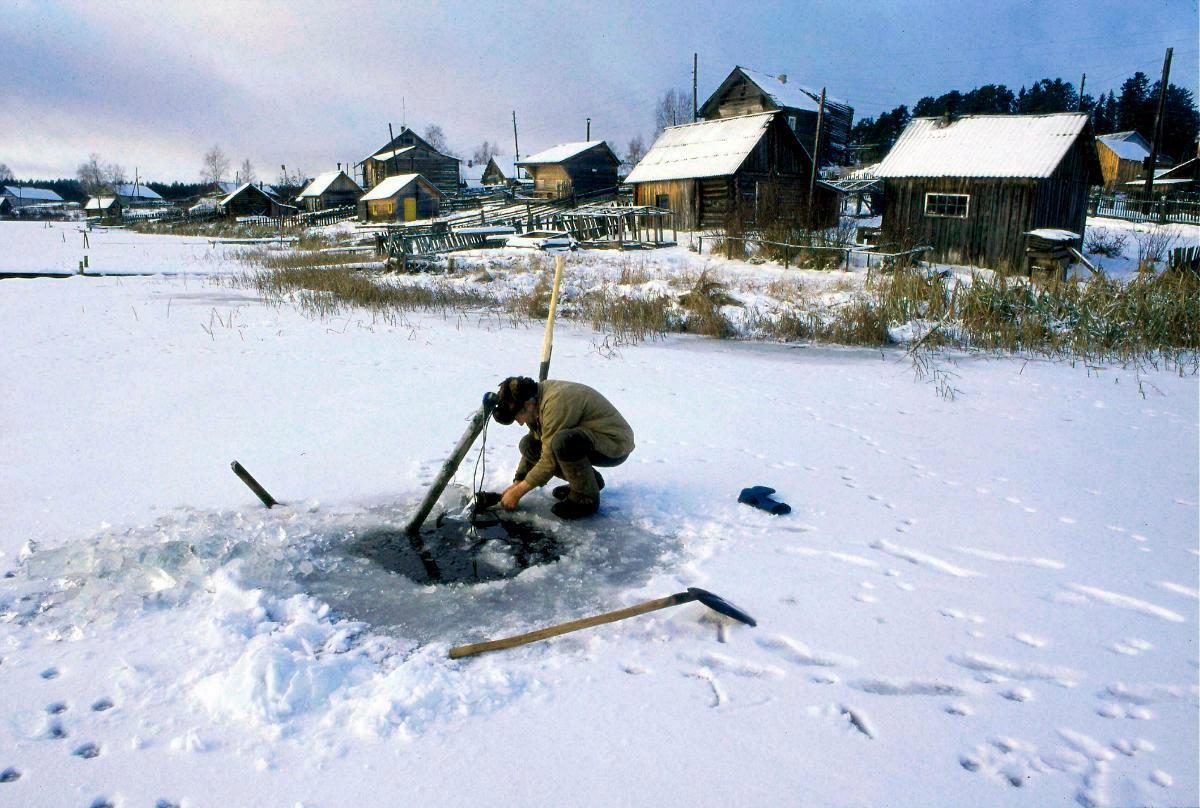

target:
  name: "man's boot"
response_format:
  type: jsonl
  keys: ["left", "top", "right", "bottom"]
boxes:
{"left": 552, "top": 470, "right": 604, "bottom": 501}
{"left": 551, "top": 458, "right": 601, "bottom": 520}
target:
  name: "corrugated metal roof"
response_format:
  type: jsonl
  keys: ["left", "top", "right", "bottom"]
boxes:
{"left": 360, "top": 173, "right": 445, "bottom": 201}
{"left": 626, "top": 113, "right": 774, "bottom": 183}
{"left": 298, "top": 171, "right": 359, "bottom": 198}
{"left": 1097, "top": 134, "right": 1149, "bottom": 162}
{"left": 518, "top": 141, "right": 604, "bottom": 165}
{"left": 876, "top": 113, "right": 1090, "bottom": 179}
{"left": 113, "top": 183, "right": 163, "bottom": 200}
{"left": 2, "top": 185, "right": 63, "bottom": 201}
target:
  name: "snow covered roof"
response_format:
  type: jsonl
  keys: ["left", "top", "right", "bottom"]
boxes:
{"left": 85, "top": 196, "right": 119, "bottom": 210}
{"left": 370, "top": 145, "right": 416, "bottom": 162}
{"left": 297, "top": 171, "right": 359, "bottom": 198}
{"left": 2, "top": 185, "right": 63, "bottom": 202}
{"left": 213, "top": 181, "right": 278, "bottom": 197}
{"left": 1097, "top": 134, "right": 1150, "bottom": 162}
{"left": 876, "top": 113, "right": 1090, "bottom": 179}
{"left": 112, "top": 183, "right": 163, "bottom": 200}
{"left": 1026, "top": 228, "right": 1080, "bottom": 241}
{"left": 360, "top": 173, "right": 445, "bottom": 201}
{"left": 625, "top": 113, "right": 775, "bottom": 183}
{"left": 518, "top": 141, "right": 607, "bottom": 165}
{"left": 737, "top": 66, "right": 855, "bottom": 113}
{"left": 217, "top": 182, "right": 278, "bottom": 206}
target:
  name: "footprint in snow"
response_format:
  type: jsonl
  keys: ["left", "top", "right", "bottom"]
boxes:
{"left": 46, "top": 702, "right": 68, "bottom": 715}
{"left": 46, "top": 721, "right": 67, "bottom": 740}
{"left": 89, "top": 799, "right": 116, "bottom": 808}
{"left": 155, "top": 800, "right": 182, "bottom": 808}
{"left": 73, "top": 742, "right": 100, "bottom": 759}
{"left": 40, "top": 667, "right": 59, "bottom": 680}
{"left": 0, "top": 768, "right": 20, "bottom": 783}
{"left": 91, "top": 698, "right": 113, "bottom": 712}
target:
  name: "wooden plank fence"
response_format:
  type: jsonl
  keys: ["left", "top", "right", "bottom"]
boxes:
{"left": 1089, "top": 190, "right": 1200, "bottom": 225}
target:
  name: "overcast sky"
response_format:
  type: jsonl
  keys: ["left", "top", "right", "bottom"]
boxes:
{"left": 3, "top": 0, "right": 1197, "bottom": 182}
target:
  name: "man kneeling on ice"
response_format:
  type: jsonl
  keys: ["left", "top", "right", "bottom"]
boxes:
{"left": 493, "top": 376, "right": 635, "bottom": 520}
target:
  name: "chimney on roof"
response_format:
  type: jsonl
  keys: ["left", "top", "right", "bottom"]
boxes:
{"left": 778, "top": 74, "right": 787, "bottom": 84}
{"left": 337, "top": 162, "right": 342, "bottom": 171}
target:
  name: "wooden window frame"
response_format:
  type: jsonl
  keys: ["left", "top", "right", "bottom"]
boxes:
{"left": 924, "top": 192, "right": 970, "bottom": 219}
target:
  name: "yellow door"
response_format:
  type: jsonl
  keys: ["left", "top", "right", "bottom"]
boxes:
{"left": 404, "top": 196, "right": 417, "bottom": 221}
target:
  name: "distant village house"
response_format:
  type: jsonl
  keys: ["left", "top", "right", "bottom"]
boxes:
{"left": 1096, "top": 131, "right": 1153, "bottom": 189}
{"left": 84, "top": 195, "right": 123, "bottom": 222}
{"left": 296, "top": 170, "right": 362, "bottom": 211}
{"left": 358, "top": 127, "right": 460, "bottom": 195}
{"left": 112, "top": 183, "right": 164, "bottom": 206}
{"left": 516, "top": 141, "right": 620, "bottom": 200}
{"left": 876, "top": 112, "right": 1100, "bottom": 272}
{"left": 1, "top": 185, "right": 65, "bottom": 208}
{"left": 216, "top": 182, "right": 297, "bottom": 219}
{"left": 358, "top": 173, "right": 445, "bottom": 223}
{"left": 461, "top": 156, "right": 525, "bottom": 189}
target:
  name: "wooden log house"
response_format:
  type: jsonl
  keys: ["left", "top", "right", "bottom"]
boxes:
{"left": 625, "top": 112, "right": 838, "bottom": 229}
{"left": 698, "top": 66, "right": 854, "bottom": 167}
{"left": 358, "top": 127, "right": 460, "bottom": 195}
{"left": 296, "top": 170, "right": 362, "bottom": 211}
{"left": 217, "top": 182, "right": 297, "bottom": 219}
{"left": 877, "top": 113, "right": 1101, "bottom": 272}
{"left": 357, "top": 173, "right": 445, "bottom": 223}
{"left": 1096, "top": 131, "right": 1152, "bottom": 189}
{"left": 84, "top": 195, "right": 122, "bottom": 222}
{"left": 516, "top": 141, "right": 620, "bottom": 200}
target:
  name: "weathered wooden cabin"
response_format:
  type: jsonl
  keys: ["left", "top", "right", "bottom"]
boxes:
{"left": 1129, "top": 155, "right": 1200, "bottom": 193}
{"left": 358, "top": 127, "right": 460, "bottom": 195}
{"left": 516, "top": 141, "right": 620, "bottom": 200}
{"left": 357, "top": 173, "right": 445, "bottom": 223}
{"left": 877, "top": 113, "right": 1101, "bottom": 272}
{"left": 626, "top": 112, "right": 838, "bottom": 229}
{"left": 217, "top": 182, "right": 296, "bottom": 219}
{"left": 698, "top": 66, "right": 854, "bottom": 167}
{"left": 84, "top": 195, "right": 122, "bottom": 222}
{"left": 296, "top": 170, "right": 362, "bottom": 211}
{"left": 1096, "top": 131, "right": 1151, "bottom": 189}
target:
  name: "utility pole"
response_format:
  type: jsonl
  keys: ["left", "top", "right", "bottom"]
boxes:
{"left": 1143, "top": 47, "right": 1173, "bottom": 201}
{"left": 808, "top": 88, "right": 826, "bottom": 206}
{"left": 693, "top": 52, "right": 698, "bottom": 121}
{"left": 1078, "top": 73, "right": 1086, "bottom": 112}
{"left": 586, "top": 118, "right": 591, "bottom": 140}
{"left": 512, "top": 110, "right": 520, "bottom": 164}
{"left": 388, "top": 122, "right": 399, "bottom": 180}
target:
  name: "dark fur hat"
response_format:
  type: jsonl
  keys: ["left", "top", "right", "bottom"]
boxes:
{"left": 493, "top": 376, "right": 538, "bottom": 424}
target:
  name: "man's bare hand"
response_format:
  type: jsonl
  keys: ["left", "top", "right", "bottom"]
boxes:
{"left": 501, "top": 481, "right": 532, "bottom": 511}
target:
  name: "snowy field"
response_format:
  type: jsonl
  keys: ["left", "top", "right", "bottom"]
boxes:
{"left": 0, "top": 229, "right": 1197, "bottom": 808}
{"left": 0, "top": 221, "right": 259, "bottom": 277}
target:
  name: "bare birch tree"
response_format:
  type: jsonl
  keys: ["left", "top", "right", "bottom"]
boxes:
{"left": 201, "top": 145, "right": 231, "bottom": 185}
{"left": 654, "top": 89, "right": 693, "bottom": 134}
{"left": 239, "top": 159, "right": 256, "bottom": 184}
{"left": 0, "top": 163, "right": 12, "bottom": 182}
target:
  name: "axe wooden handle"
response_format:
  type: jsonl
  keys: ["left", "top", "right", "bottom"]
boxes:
{"left": 538, "top": 254, "right": 566, "bottom": 382}
{"left": 449, "top": 591, "right": 696, "bottom": 659}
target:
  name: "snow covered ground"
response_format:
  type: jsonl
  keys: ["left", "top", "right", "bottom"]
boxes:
{"left": 0, "top": 225, "right": 1197, "bottom": 808}
{"left": 0, "top": 221, "right": 264, "bottom": 277}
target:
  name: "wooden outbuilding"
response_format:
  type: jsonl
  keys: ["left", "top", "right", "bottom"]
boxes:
{"left": 216, "top": 183, "right": 296, "bottom": 219}
{"left": 1096, "top": 131, "right": 1152, "bottom": 189}
{"left": 296, "top": 170, "right": 362, "bottom": 211}
{"left": 698, "top": 66, "right": 854, "bottom": 166}
{"left": 877, "top": 113, "right": 1101, "bottom": 272}
{"left": 358, "top": 173, "right": 445, "bottom": 223}
{"left": 84, "top": 195, "right": 122, "bottom": 222}
{"left": 358, "top": 127, "right": 460, "bottom": 195}
{"left": 626, "top": 112, "right": 838, "bottom": 229}
{"left": 516, "top": 141, "right": 620, "bottom": 200}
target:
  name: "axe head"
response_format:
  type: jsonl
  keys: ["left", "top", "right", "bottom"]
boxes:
{"left": 687, "top": 587, "right": 757, "bottom": 627}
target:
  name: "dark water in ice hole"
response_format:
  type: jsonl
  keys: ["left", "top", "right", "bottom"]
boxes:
{"left": 348, "top": 511, "right": 563, "bottom": 585}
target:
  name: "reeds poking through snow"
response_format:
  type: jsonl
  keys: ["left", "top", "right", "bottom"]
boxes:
{"left": 246, "top": 266, "right": 496, "bottom": 320}
{"left": 243, "top": 253, "right": 1197, "bottom": 368}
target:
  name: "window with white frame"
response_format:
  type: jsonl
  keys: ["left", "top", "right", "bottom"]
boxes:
{"left": 924, "top": 192, "right": 970, "bottom": 218}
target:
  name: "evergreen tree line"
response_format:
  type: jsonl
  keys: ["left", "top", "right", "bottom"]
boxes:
{"left": 850, "top": 72, "right": 1199, "bottom": 165}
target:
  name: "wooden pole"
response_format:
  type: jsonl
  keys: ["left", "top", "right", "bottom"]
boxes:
{"left": 538, "top": 255, "right": 566, "bottom": 382}
{"left": 449, "top": 593, "right": 696, "bottom": 658}
{"left": 512, "top": 110, "right": 520, "bottom": 165}
{"left": 1143, "top": 48, "right": 1173, "bottom": 201}
{"left": 403, "top": 393, "right": 498, "bottom": 536}
{"left": 693, "top": 52, "right": 698, "bottom": 121}
{"left": 809, "top": 88, "right": 826, "bottom": 215}
{"left": 1078, "top": 73, "right": 1087, "bottom": 112}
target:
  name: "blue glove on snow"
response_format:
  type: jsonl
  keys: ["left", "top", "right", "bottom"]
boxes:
{"left": 738, "top": 486, "right": 791, "bottom": 515}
